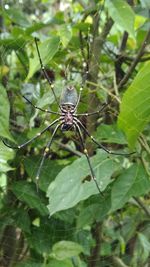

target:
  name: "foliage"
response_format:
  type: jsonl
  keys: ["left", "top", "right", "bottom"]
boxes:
{"left": 0, "top": 0, "right": 150, "bottom": 267}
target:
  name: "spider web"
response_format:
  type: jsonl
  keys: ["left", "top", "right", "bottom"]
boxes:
{"left": 0, "top": 1, "right": 150, "bottom": 267}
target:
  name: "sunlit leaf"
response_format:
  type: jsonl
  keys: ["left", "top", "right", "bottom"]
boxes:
{"left": 4, "top": 7, "right": 31, "bottom": 27}
{"left": 118, "top": 62, "right": 150, "bottom": 148}
{"left": 51, "top": 241, "right": 83, "bottom": 260}
{"left": 26, "top": 37, "right": 60, "bottom": 80}
{"left": 106, "top": 0, "right": 135, "bottom": 38}
{"left": 58, "top": 24, "right": 72, "bottom": 48}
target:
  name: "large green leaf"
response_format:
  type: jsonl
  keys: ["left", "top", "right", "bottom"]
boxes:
{"left": 118, "top": 62, "right": 150, "bottom": 148}
{"left": 47, "top": 150, "right": 118, "bottom": 215}
{"left": 26, "top": 37, "right": 60, "bottom": 80}
{"left": 51, "top": 241, "right": 83, "bottom": 260}
{"left": 11, "top": 181, "right": 48, "bottom": 216}
{"left": 0, "top": 84, "right": 13, "bottom": 141}
{"left": 106, "top": 0, "right": 135, "bottom": 38}
{"left": 111, "top": 164, "right": 150, "bottom": 211}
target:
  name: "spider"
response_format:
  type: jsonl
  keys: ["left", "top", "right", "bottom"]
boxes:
{"left": 3, "top": 38, "right": 134, "bottom": 195}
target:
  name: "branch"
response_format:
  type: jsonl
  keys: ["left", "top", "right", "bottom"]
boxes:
{"left": 115, "top": 31, "right": 129, "bottom": 84}
{"left": 89, "top": 16, "right": 114, "bottom": 82}
{"left": 119, "top": 31, "right": 129, "bottom": 53}
{"left": 88, "top": 222, "right": 102, "bottom": 267}
{"left": 118, "top": 28, "right": 150, "bottom": 89}
{"left": 86, "top": 14, "right": 114, "bottom": 154}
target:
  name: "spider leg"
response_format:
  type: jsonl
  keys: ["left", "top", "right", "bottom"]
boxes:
{"left": 74, "top": 118, "right": 135, "bottom": 156}
{"left": 23, "top": 95, "right": 61, "bottom": 115}
{"left": 73, "top": 34, "right": 89, "bottom": 113}
{"left": 35, "top": 123, "right": 62, "bottom": 185}
{"left": 73, "top": 86, "right": 83, "bottom": 112}
{"left": 34, "top": 38, "right": 62, "bottom": 110}
{"left": 76, "top": 102, "right": 109, "bottom": 117}
{"left": 2, "top": 118, "right": 60, "bottom": 149}
{"left": 74, "top": 121, "right": 102, "bottom": 195}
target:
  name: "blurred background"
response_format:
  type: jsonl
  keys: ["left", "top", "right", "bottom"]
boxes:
{"left": 0, "top": 1, "right": 150, "bottom": 267}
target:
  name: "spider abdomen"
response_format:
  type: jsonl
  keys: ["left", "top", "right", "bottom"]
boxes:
{"left": 60, "top": 86, "right": 78, "bottom": 106}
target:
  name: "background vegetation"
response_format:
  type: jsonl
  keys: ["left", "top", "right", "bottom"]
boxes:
{"left": 0, "top": 0, "right": 150, "bottom": 266}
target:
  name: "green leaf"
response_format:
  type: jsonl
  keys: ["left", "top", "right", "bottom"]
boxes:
{"left": 24, "top": 157, "right": 65, "bottom": 192}
{"left": 0, "top": 84, "right": 13, "bottom": 141}
{"left": 106, "top": 0, "right": 135, "bottom": 38}
{"left": 47, "top": 150, "right": 118, "bottom": 215}
{"left": 26, "top": 37, "right": 60, "bottom": 80}
{"left": 51, "top": 241, "right": 83, "bottom": 260}
{"left": 35, "top": 81, "right": 63, "bottom": 109}
{"left": 0, "top": 37, "right": 27, "bottom": 51}
{"left": 25, "top": 22, "right": 48, "bottom": 35}
{"left": 118, "top": 62, "right": 150, "bottom": 148}
{"left": 94, "top": 124, "right": 127, "bottom": 145}
{"left": 111, "top": 164, "right": 150, "bottom": 211}
{"left": 4, "top": 7, "right": 31, "bottom": 27}
{"left": 58, "top": 24, "right": 72, "bottom": 48}
{"left": 14, "top": 209, "right": 31, "bottom": 234}
{"left": 11, "top": 181, "right": 48, "bottom": 216}
{"left": 0, "top": 142, "right": 15, "bottom": 172}
{"left": 26, "top": 217, "right": 69, "bottom": 255}
{"left": 46, "top": 259, "right": 74, "bottom": 267}
{"left": 15, "top": 260, "right": 42, "bottom": 267}
{"left": 138, "top": 233, "right": 150, "bottom": 261}
{"left": 140, "top": 0, "right": 150, "bottom": 8}
{"left": 77, "top": 194, "right": 111, "bottom": 228}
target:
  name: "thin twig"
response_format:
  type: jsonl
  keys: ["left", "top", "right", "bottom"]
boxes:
{"left": 112, "top": 256, "right": 130, "bottom": 267}
{"left": 55, "top": 141, "right": 83, "bottom": 157}
{"left": 134, "top": 197, "right": 150, "bottom": 217}
{"left": 140, "top": 155, "right": 150, "bottom": 176}
{"left": 118, "top": 28, "right": 150, "bottom": 89}
{"left": 138, "top": 135, "right": 150, "bottom": 155}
